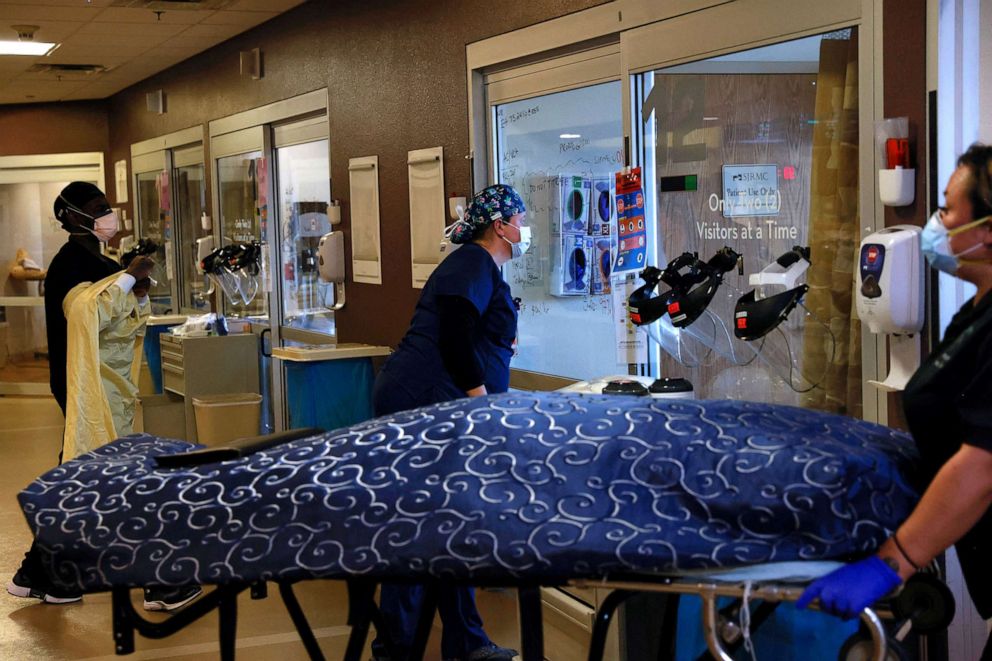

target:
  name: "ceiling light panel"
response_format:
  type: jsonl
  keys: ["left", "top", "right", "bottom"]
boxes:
{"left": 0, "top": 40, "right": 56, "bottom": 55}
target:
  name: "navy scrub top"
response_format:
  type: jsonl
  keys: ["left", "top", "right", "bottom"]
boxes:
{"left": 382, "top": 243, "right": 517, "bottom": 401}
{"left": 903, "top": 292, "right": 992, "bottom": 618}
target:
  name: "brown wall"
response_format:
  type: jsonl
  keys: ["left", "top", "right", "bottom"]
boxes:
{"left": 882, "top": 0, "right": 927, "bottom": 429}
{"left": 0, "top": 100, "right": 110, "bottom": 171}
{"left": 103, "top": 0, "right": 607, "bottom": 347}
{"left": 883, "top": 0, "right": 928, "bottom": 228}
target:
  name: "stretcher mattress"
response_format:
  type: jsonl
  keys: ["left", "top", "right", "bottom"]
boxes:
{"left": 19, "top": 393, "right": 919, "bottom": 592}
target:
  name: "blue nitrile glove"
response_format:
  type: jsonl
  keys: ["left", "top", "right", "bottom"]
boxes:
{"left": 796, "top": 556, "right": 902, "bottom": 620}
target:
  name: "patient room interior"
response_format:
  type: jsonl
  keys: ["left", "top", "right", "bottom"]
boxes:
{"left": 0, "top": 1, "right": 990, "bottom": 660}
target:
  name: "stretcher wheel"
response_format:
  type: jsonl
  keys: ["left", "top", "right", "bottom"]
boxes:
{"left": 891, "top": 573, "right": 955, "bottom": 634}
{"left": 838, "top": 633, "right": 907, "bottom": 661}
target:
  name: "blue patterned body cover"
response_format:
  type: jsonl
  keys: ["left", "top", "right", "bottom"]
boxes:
{"left": 19, "top": 393, "right": 919, "bottom": 592}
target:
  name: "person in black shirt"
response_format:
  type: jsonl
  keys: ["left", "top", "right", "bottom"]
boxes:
{"left": 798, "top": 145, "right": 992, "bottom": 656}
{"left": 6, "top": 182, "right": 120, "bottom": 605}
{"left": 44, "top": 181, "right": 122, "bottom": 416}
{"left": 8, "top": 182, "right": 201, "bottom": 612}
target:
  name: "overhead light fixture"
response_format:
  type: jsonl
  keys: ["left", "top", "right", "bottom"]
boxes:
{"left": 1, "top": 25, "right": 57, "bottom": 56}
{"left": 0, "top": 41, "right": 55, "bottom": 55}
{"left": 703, "top": 117, "right": 720, "bottom": 121}
{"left": 560, "top": 133, "right": 582, "bottom": 139}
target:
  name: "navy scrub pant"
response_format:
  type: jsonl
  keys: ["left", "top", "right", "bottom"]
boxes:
{"left": 369, "top": 370, "right": 491, "bottom": 661}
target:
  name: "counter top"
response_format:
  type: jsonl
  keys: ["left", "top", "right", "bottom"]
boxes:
{"left": 272, "top": 343, "right": 392, "bottom": 362}
{"left": 0, "top": 296, "right": 44, "bottom": 307}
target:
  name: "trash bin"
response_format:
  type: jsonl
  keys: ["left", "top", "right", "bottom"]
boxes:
{"left": 273, "top": 343, "right": 391, "bottom": 432}
{"left": 192, "top": 393, "right": 263, "bottom": 446}
{"left": 283, "top": 358, "right": 374, "bottom": 432}
{"left": 137, "top": 392, "right": 187, "bottom": 440}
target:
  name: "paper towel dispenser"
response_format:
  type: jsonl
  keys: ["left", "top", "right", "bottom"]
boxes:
{"left": 317, "top": 231, "right": 346, "bottom": 310}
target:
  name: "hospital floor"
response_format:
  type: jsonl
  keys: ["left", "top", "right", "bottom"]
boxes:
{"left": 0, "top": 396, "right": 521, "bottom": 660}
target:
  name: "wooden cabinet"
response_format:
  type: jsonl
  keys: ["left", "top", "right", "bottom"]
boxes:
{"left": 159, "top": 333, "right": 260, "bottom": 443}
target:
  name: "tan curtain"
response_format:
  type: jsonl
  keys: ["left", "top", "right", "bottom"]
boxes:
{"left": 801, "top": 32, "right": 861, "bottom": 417}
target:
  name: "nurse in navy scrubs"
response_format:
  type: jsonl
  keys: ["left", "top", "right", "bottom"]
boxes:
{"left": 370, "top": 184, "right": 528, "bottom": 661}
{"left": 799, "top": 145, "right": 992, "bottom": 656}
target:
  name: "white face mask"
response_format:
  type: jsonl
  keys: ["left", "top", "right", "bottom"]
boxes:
{"left": 502, "top": 223, "right": 532, "bottom": 259}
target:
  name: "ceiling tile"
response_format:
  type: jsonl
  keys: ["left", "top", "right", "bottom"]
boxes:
{"left": 2, "top": 79, "right": 87, "bottom": 96}
{"left": 226, "top": 0, "right": 304, "bottom": 11}
{"left": 60, "top": 84, "right": 124, "bottom": 101}
{"left": 45, "top": 52, "right": 130, "bottom": 68}
{"left": 0, "top": 5, "right": 103, "bottom": 22}
{"left": 52, "top": 42, "right": 151, "bottom": 58}
{"left": 0, "top": 0, "right": 114, "bottom": 6}
{"left": 200, "top": 9, "right": 276, "bottom": 26}
{"left": 163, "top": 34, "right": 220, "bottom": 50}
{"left": 93, "top": 7, "right": 213, "bottom": 25}
{"left": 77, "top": 20, "right": 185, "bottom": 37}
{"left": 181, "top": 22, "right": 242, "bottom": 39}
{"left": 0, "top": 21, "right": 86, "bottom": 42}
{"left": 0, "top": 0, "right": 300, "bottom": 105}
{"left": 141, "top": 45, "right": 199, "bottom": 62}
{"left": 0, "top": 56, "right": 31, "bottom": 70}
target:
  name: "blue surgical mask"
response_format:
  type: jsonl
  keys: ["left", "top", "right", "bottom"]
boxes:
{"left": 921, "top": 210, "right": 990, "bottom": 275}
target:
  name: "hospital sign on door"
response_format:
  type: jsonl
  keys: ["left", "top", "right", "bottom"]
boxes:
{"left": 721, "top": 164, "right": 780, "bottom": 218}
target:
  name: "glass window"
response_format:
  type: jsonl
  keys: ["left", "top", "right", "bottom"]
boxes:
{"left": 275, "top": 139, "right": 334, "bottom": 336}
{"left": 175, "top": 163, "right": 209, "bottom": 312}
{"left": 217, "top": 150, "right": 268, "bottom": 319}
{"left": 494, "top": 81, "right": 625, "bottom": 379}
{"left": 135, "top": 170, "right": 175, "bottom": 314}
{"left": 637, "top": 30, "right": 861, "bottom": 415}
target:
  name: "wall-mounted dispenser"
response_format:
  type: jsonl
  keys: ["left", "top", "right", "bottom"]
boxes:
{"left": 328, "top": 200, "right": 342, "bottom": 226}
{"left": 856, "top": 225, "right": 924, "bottom": 391}
{"left": 195, "top": 236, "right": 215, "bottom": 297}
{"left": 317, "top": 231, "right": 346, "bottom": 310}
{"left": 876, "top": 117, "right": 914, "bottom": 206}
{"left": 440, "top": 193, "right": 468, "bottom": 258}
{"left": 448, "top": 193, "right": 467, "bottom": 221}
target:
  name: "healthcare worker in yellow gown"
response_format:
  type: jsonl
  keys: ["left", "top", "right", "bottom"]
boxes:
{"left": 61, "top": 255, "right": 154, "bottom": 460}
{"left": 59, "top": 253, "right": 204, "bottom": 611}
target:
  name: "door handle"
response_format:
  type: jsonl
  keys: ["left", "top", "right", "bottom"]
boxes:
{"left": 260, "top": 327, "right": 272, "bottom": 358}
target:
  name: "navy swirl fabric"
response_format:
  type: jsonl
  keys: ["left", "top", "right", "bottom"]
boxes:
{"left": 18, "top": 393, "right": 919, "bottom": 592}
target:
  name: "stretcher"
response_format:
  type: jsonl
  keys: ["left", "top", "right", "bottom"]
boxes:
{"left": 18, "top": 393, "right": 951, "bottom": 660}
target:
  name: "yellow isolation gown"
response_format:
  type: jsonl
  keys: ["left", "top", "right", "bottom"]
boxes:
{"left": 62, "top": 273, "right": 150, "bottom": 461}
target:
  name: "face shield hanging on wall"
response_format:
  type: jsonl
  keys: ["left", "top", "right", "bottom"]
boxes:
{"left": 200, "top": 242, "right": 263, "bottom": 307}
{"left": 628, "top": 247, "right": 747, "bottom": 367}
{"left": 628, "top": 246, "right": 835, "bottom": 392}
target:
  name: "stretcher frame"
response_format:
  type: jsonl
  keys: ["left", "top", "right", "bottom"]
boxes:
{"left": 106, "top": 573, "right": 897, "bottom": 661}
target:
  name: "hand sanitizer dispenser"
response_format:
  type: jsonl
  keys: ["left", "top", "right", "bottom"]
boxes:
{"left": 856, "top": 225, "right": 924, "bottom": 391}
